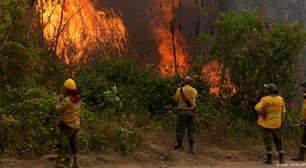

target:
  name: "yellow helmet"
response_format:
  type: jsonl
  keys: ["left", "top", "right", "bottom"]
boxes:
{"left": 64, "top": 78, "right": 77, "bottom": 90}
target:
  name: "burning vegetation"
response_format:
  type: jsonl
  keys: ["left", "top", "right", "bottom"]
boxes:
{"left": 35, "top": 0, "right": 233, "bottom": 94}
{"left": 149, "top": 0, "right": 232, "bottom": 95}
{"left": 2, "top": 1, "right": 305, "bottom": 159}
{"left": 150, "top": 0, "right": 190, "bottom": 76}
{"left": 202, "top": 61, "right": 236, "bottom": 95}
{"left": 36, "top": 0, "right": 127, "bottom": 64}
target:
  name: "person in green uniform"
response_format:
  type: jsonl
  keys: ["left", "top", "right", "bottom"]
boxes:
{"left": 292, "top": 83, "right": 306, "bottom": 161}
{"left": 55, "top": 79, "right": 81, "bottom": 168}
{"left": 173, "top": 76, "right": 198, "bottom": 154}
{"left": 255, "top": 84, "right": 286, "bottom": 164}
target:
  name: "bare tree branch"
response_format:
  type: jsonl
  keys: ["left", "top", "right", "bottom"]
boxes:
{"left": 52, "top": 0, "right": 66, "bottom": 57}
{"left": 0, "top": 25, "right": 13, "bottom": 50}
{"left": 51, "top": 0, "right": 90, "bottom": 59}
{"left": 35, "top": 0, "right": 60, "bottom": 48}
{"left": 43, "top": 1, "right": 60, "bottom": 29}
{"left": 58, "top": 1, "right": 90, "bottom": 36}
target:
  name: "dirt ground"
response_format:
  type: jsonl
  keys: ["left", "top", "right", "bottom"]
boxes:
{"left": 1, "top": 129, "right": 305, "bottom": 168}
{"left": 1, "top": 151, "right": 306, "bottom": 168}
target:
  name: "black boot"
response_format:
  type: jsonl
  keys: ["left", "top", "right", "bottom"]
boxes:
{"left": 264, "top": 153, "right": 273, "bottom": 165}
{"left": 188, "top": 141, "right": 195, "bottom": 154}
{"left": 55, "top": 155, "right": 70, "bottom": 168}
{"left": 173, "top": 141, "right": 183, "bottom": 151}
{"left": 279, "top": 153, "right": 285, "bottom": 164}
{"left": 72, "top": 154, "right": 80, "bottom": 168}
{"left": 292, "top": 148, "right": 306, "bottom": 161}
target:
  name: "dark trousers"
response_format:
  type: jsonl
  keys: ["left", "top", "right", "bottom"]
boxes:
{"left": 261, "top": 127, "right": 283, "bottom": 154}
{"left": 176, "top": 110, "right": 195, "bottom": 146}
{"left": 300, "top": 124, "right": 306, "bottom": 148}
{"left": 57, "top": 122, "right": 79, "bottom": 162}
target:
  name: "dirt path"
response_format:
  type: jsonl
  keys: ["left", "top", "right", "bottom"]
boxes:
{"left": 1, "top": 129, "right": 304, "bottom": 168}
{"left": 2, "top": 150, "right": 306, "bottom": 168}
{"left": 1, "top": 156, "right": 306, "bottom": 168}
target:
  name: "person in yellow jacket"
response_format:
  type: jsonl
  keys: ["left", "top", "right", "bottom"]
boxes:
{"left": 292, "top": 83, "right": 306, "bottom": 161}
{"left": 173, "top": 76, "right": 198, "bottom": 154}
{"left": 255, "top": 83, "right": 286, "bottom": 164}
{"left": 55, "top": 79, "right": 81, "bottom": 168}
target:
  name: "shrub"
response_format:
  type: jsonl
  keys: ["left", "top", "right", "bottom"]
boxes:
{"left": 76, "top": 58, "right": 178, "bottom": 117}
{"left": 0, "top": 86, "right": 58, "bottom": 155}
{"left": 79, "top": 108, "right": 143, "bottom": 155}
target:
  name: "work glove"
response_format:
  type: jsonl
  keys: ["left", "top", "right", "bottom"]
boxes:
{"left": 57, "top": 95, "right": 64, "bottom": 105}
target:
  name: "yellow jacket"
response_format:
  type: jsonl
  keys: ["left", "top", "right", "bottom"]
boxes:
{"left": 255, "top": 95, "right": 286, "bottom": 129}
{"left": 56, "top": 97, "right": 81, "bottom": 129}
{"left": 173, "top": 84, "right": 198, "bottom": 110}
{"left": 301, "top": 93, "right": 306, "bottom": 121}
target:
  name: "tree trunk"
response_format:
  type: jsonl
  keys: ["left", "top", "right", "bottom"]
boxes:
{"left": 52, "top": 0, "right": 66, "bottom": 58}
{"left": 171, "top": 0, "right": 177, "bottom": 74}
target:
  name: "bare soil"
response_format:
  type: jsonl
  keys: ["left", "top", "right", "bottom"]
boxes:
{"left": 1, "top": 151, "right": 305, "bottom": 168}
{"left": 1, "top": 128, "right": 304, "bottom": 168}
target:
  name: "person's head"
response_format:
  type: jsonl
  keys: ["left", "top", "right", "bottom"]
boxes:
{"left": 63, "top": 78, "right": 81, "bottom": 103}
{"left": 63, "top": 78, "right": 77, "bottom": 95}
{"left": 264, "top": 83, "right": 279, "bottom": 95}
{"left": 180, "top": 76, "right": 193, "bottom": 87}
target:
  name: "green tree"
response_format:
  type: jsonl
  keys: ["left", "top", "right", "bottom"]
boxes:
{"left": 0, "top": 0, "right": 67, "bottom": 88}
{"left": 198, "top": 11, "right": 306, "bottom": 119}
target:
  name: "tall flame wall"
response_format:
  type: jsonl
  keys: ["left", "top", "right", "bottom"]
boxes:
{"left": 95, "top": 0, "right": 222, "bottom": 67}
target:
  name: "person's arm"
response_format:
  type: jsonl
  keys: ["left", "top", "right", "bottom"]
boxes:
{"left": 255, "top": 98, "right": 264, "bottom": 114}
{"left": 56, "top": 97, "right": 68, "bottom": 114}
{"left": 173, "top": 88, "right": 180, "bottom": 103}
{"left": 193, "top": 89, "right": 198, "bottom": 107}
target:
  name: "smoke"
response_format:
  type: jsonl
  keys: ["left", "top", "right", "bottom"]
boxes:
{"left": 96, "top": 0, "right": 223, "bottom": 66}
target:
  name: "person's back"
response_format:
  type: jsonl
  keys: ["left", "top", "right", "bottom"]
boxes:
{"left": 55, "top": 79, "right": 81, "bottom": 168}
{"left": 58, "top": 96, "right": 81, "bottom": 129}
{"left": 256, "top": 95, "right": 286, "bottom": 129}
{"left": 255, "top": 83, "right": 286, "bottom": 164}
{"left": 174, "top": 84, "right": 198, "bottom": 111}
{"left": 173, "top": 76, "right": 198, "bottom": 154}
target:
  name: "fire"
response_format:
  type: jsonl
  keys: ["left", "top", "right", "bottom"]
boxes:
{"left": 202, "top": 61, "right": 236, "bottom": 95}
{"left": 150, "top": 0, "right": 190, "bottom": 75}
{"left": 36, "top": 0, "right": 127, "bottom": 64}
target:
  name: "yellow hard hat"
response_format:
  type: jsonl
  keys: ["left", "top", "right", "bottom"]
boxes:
{"left": 64, "top": 78, "right": 77, "bottom": 90}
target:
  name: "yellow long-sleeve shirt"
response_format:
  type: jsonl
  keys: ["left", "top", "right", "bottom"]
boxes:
{"left": 255, "top": 95, "right": 286, "bottom": 129}
{"left": 173, "top": 84, "right": 198, "bottom": 110}
{"left": 56, "top": 97, "right": 81, "bottom": 129}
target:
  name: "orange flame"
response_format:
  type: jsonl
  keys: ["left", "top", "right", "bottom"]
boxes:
{"left": 150, "top": 0, "right": 190, "bottom": 75}
{"left": 37, "top": 0, "right": 127, "bottom": 64}
{"left": 202, "top": 61, "right": 236, "bottom": 95}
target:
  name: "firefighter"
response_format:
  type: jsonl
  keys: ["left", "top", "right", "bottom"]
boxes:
{"left": 55, "top": 79, "right": 81, "bottom": 168}
{"left": 292, "top": 83, "right": 306, "bottom": 161}
{"left": 255, "top": 84, "right": 286, "bottom": 164}
{"left": 173, "top": 76, "right": 198, "bottom": 154}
